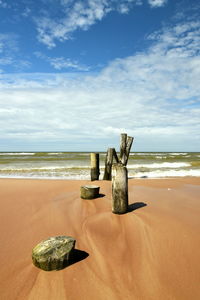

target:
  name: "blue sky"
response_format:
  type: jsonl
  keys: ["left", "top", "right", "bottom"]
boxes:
{"left": 0, "top": 0, "right": 200, "bottom": 151}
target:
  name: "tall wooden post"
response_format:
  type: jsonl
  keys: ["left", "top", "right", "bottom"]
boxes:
{"left": 123, "top": 136, "right": 134, "bottom": 166}
{"left": 119, "top": 133, "right": 127, "bottom": 164}
{"left": 119, "top": 134, "right": 134, "bottom": 166}
{"left": 103, "top": 148, "right": 114, "bottom": 180}
{"left": 112, "top": 163, "right": 128, "bottom": 214}
{"left": 90, "top": 153, "right": 100, "bottom": 181}
{"left": 113, "top": 148, "right": 119, "bottom": 163}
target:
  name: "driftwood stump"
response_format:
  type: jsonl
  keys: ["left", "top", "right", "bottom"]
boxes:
{"left": 112, "top": 163, "right": 128, "bottom": 214}
{"left": 90, "top": 153, "right": 100, "bottom": 181}
{"left": 32, "top": 236, "right": 76, "bottom": 271}
{"left": 81, "top": 185, "right": 100, "bottom": 199}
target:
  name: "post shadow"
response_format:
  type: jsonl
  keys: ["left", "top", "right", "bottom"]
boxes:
{"left": 128, "top": 202, "right": 147, "bottom": 212}
{"left": 63, "top": 249, "right": 89, "bottom": 269}
{"left": 97, "top": 193, "right": 105, "bottom": 198}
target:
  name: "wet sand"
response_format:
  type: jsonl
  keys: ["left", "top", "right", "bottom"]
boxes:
{"left": 0, "top": 177, "right": 200, "bottom": 300}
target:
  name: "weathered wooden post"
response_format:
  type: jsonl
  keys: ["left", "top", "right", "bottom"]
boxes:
{"left": 113, "top": 148, "right": 119, "bottom": 164}
{"left": 119, "top": 133, "right": 127, "bottom": 164}
{"left": 112, "top": 163, "right": 128, "bottom": 214}
{"left": 119, "top": 134, "right": 134, "bottom": 166}
{"left": 103, "top": 148, "right": 114, "bottom": 180}
{"left": 124, "top": 136, "right": 134, "bottom": 166}
{"left": 90, "top": 153, "right": 100, "bottom": 181}
{"left": 80, "top": 185, "right": 100, "bottom": 199}
{"left": 103, "top": 133, "right": 133, "bottom": 181}
{"left": 32, "top": 236, "right": 76, "bottom": 271}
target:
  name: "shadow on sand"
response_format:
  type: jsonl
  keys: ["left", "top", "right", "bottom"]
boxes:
{"left": 97, "top": 193, "right": 105, "bottom": 198}
{"left": 63, "top": 249, "right": 89, "bottom": 269}
{"left": 128, "top": 202, "right": 147, "bottom": 212}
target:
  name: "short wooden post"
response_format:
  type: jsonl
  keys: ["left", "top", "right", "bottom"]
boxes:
{"left": 80, "top": 185, "right": 100, "bottom": 199}
{"left": 112, "top": 163, "right": 128, "bottom": 214}
{"left": 90, "top": 153, "right": 100, "bottom": 181}
{"left": 32, "top": 236, "right": 76, "bottom": 271}
{"left": 103, "top": 148, "right": 114, "bottom": 180}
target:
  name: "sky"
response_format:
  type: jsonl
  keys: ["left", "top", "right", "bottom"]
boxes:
{"left": 0, "top": 0, "right": 200, "bottom": 152}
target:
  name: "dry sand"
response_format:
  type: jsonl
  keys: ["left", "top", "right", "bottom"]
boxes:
{"left": 0, "top": 177, "right": 200, "bottom": 300}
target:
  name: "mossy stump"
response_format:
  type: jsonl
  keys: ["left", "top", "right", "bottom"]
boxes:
{"left": 81, "top": 185, "right": 100, "bottom": 199}
{"left": 32, "top": 236, "right": 76, "bottom": 271}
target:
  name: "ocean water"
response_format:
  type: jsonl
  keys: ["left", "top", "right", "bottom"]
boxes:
{"left": 0, "top": 152, "right": 199, "bottom": 180}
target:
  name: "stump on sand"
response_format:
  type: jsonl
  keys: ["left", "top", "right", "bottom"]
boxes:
{"left": 81, "top": 185, "right": 100, "bottom": 199}
{"left": 32, "top": 236, "right": 76, "bottom": 271}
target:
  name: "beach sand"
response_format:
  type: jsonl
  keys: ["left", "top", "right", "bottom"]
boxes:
{"left": 0, "top": 177, "right": 199, "bottom": 300}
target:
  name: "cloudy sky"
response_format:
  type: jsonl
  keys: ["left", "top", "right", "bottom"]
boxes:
{"left": 0, "top": 0, "right": 199, "bottom": 151}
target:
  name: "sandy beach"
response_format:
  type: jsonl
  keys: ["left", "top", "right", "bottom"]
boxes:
{"left": 0, "top": 177, "right": 200, "bottom": 300}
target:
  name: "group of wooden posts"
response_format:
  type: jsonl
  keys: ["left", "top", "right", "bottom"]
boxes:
{"left": 32, "top": 133, "right": 134, "bottom": 271}
{"left": 81, "top": 133, "right": 134, "bottom": 214}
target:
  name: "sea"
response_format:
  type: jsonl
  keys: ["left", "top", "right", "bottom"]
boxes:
{"left": 0, "top": 152, "right": 199, "bottom": 180}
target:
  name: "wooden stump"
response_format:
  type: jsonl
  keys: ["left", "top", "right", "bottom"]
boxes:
{"left": 90, "top": 153, "right": 100, "bottom": 181}
{"left": 112, "top": 163, "right": 128, "bottom": 214}
{"left": 81, "top": 185, "right": 100, "bottom": 199}
{"left": 32, "top": 236, "right": 76, "bottom": 271}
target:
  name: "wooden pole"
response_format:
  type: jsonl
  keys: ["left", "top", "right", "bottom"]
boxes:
{"left": 112, "top": 163, "right": 128, "bottom": 214}
{"left": 119, "top": 133, "right": 127, "bottom": 164}
{"left": 103, "top": 148, "right": 114, "bottom": 180}
{"left": 113, "top": 148, "right": 119, "bottom": 163}
{"left": 90, "top": 153, "right": 100, "bottom": 181}
{"left": 124, "top": 136, "right": 134, "bottom": 166}
{"left": 119, "top": 133, "right": 134, "bottom": 166}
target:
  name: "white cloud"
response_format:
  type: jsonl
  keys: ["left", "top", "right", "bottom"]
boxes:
{"left": 35, "top": 51, "right": 89, "bottom": 71}
{"left": 0, "top": 57, "right": 13, "bottom": 65}
{"left": 0, "top": 15, "right": 200, "bottom": 150}
{"left": 49, "top": 57, "right": 90, "bottom": 71}
{"left": 0, "top": 34, "right": 18, "bottom": 54}
{"left": 34, "top": 0, "right": 166, "bottom": 48}
{"left": 148, "top": 0, "right": 167, "bottom": 8}
{"left": 35, "top": 0, "right": 111, "bottom": 48}
{"left": 22, "top": 7, "right": 32, "bottom": 17}
{"left": 0, "top": 34, "right": 31, "bottom": 71}
{"left": 0, "top": 34, "right": 16, "bottom": 69}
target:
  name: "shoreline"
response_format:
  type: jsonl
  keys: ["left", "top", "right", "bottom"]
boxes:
{"left": 0, "top": 177, "right": 200, "bottom": 299}
{"left": 0, "top": 175, "right": 199, "bottom": 181}
{"left": 0, "top": 151, "right": 199, "bottom": 181}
